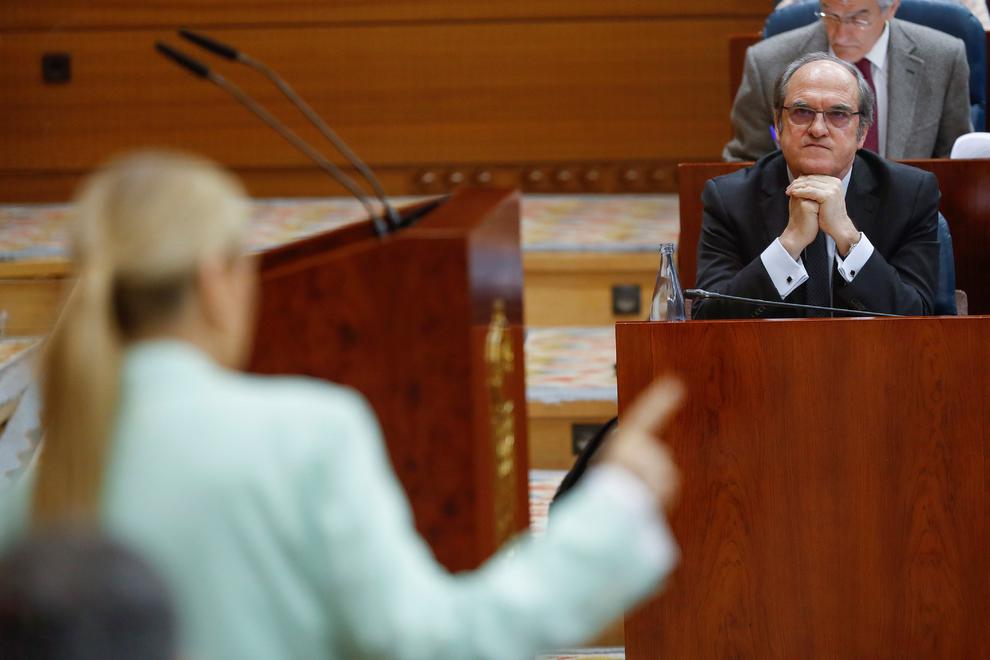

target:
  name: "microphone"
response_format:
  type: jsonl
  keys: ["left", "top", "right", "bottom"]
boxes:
{"left": 176, "top": 29, "right": 402, "bottom": 231}
{"left": 155, "top": 41, "right": 391, "bottom": 237}
{"left": 682, "top": 288, "right": 903, "bottom": 318}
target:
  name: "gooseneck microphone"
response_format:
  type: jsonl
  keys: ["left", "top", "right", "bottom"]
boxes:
{"left": 154, "top": 41, "right": 391, "bottom": 237}
{"left": 176, "top": 29, "right": 401, "bottom": 231}
{"left": 682, "top": 288, "right": 903, "bottom": 318}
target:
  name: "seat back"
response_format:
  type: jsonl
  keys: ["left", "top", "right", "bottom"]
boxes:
{"left": 764, "top": 0, "right": 820, "bottom": 36}
{"left": 935, "top": 212, "right": 958, "bottom": 315}
{"left": 763, "top": 0, "right": 987, "bottom": 130}
{"left": 950, "top": 131, "right": 990, "bottom": 157}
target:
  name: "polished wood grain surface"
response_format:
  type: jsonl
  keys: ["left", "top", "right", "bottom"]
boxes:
{"left": 618, "top": 317, "right": 989, "bottom": 659}
{"left": 677, "top": 159, "right": 990, "bottom": 314}
{"left": 0, "top": 4, "right": 768, "bottom": 200}
{"left": 676, "top": 160, "right": 747, "bottom": 291}
{"left": 1, "top": 2, "right": 768, "bottom": 30}
{"left": 0, "top": 21, "right": 753, "bottom": 166}
{"left": 249, "top": 188, "right": 530, "bottom": 571}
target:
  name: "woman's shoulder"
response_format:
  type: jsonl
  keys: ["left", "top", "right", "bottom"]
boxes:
{"left": 114, "top": 368, "right": 384, "bottom": 496}
{"left": 120, "top": 343, "right": 384, "bottom": 465}
{"left": 217, "top": 370, "right": 378, "bottom": 435}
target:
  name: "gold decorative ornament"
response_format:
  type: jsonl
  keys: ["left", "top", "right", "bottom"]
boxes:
{"left": 485, "top": 299, "right": 517, "bottom": 546}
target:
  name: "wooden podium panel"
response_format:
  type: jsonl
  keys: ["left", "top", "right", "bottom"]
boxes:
{"left": 249, "top": 188, "right": 530, "bottom": 572}
{"left": 617, "top": 317, "right": 988, "bottom": 659}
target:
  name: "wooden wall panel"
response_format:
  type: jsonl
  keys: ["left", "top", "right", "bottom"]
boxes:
{"left": 0, "top": 20, "right": 763, "bottom": 167}
{"left": 1, "top": 3, "right": 770, "bottom": 200}
{"left": 2, "top": 2, "right": 769, "bottom": 30}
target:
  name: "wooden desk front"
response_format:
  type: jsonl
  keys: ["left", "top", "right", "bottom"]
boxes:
{"left": 618, "top": 316, "right": 988, "bottom": 660}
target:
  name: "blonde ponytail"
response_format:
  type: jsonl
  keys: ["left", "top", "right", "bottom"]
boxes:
{"left": 34, "top": 261, "right": 122, "bottom": 523}
{"left": 33, "top": 151, "right": 248, "bottom": 526}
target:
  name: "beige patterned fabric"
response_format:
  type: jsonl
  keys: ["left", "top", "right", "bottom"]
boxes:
{"left": 1, "top": 194, "right": 679, "bottom": 258}
{"left": 0, "top": 340, "right": 42, "bottom": 481}
{"left": 525, "top": 328, "right": 617, "bottom": 404}
{"left": 522, "top": 194, "right": 678, "bottom": 251}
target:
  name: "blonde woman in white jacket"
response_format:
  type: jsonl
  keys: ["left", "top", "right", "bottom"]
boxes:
{"left": 2, "top": 151, "right": 684, "bottom": 660}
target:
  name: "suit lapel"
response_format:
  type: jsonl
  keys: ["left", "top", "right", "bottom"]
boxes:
{"left": 803, "top": 23, "right": 830, "bottom": 52}
{"left": 760, "top": 155, "right": 791, "bottom": 246}
{"left": 885, "top": 20, "right": 923, "bottom": 159}
{"left": 845, "top": 153, "right": 880, "bottom": 240}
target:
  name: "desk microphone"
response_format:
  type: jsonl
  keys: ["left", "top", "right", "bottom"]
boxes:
{"left": 155, "top": 41, "right": 392, "bottom": 237}
{"left": 682, "top": 288, "right": 902, "bottom": 318}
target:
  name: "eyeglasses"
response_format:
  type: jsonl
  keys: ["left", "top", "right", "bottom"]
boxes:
{"left": 815, "top": 10, "right": 875, "bottom": 29}
{"left": 782, "top": 106, "right": 862, "bottom": 129}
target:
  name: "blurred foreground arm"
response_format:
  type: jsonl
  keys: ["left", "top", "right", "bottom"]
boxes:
{"left": 600, "top": 376, "right": 684, "bottom": 511}
{"left": 316, "top": 377, "right": 684, "bottom": 659}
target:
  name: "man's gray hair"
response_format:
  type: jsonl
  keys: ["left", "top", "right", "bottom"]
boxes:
{"left": 772, "top": 51, "right": 876, "bottom": 139}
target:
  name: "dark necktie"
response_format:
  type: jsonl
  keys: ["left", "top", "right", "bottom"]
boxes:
{"left": 854, "top": 58, "right": 879, "bottom": 153}
{"left": 804, "top": 231, "right": 831, "bottom": 317}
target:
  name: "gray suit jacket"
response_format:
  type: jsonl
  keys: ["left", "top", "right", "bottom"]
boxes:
{"left": 723, "top": 19, "right": 972, "bottom": 161}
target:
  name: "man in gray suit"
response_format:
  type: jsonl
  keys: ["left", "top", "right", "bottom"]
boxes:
{"left": 724, "top": 0, "right": 972, "bottom": 161}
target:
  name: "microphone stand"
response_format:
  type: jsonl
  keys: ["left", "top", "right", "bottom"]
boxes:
{"left": 683, "top": 288, "right": 903, "bottom": 318}
{"left": 177, "top": 29, "right": 402, "bottom": 231}
{"left": 155, "top": 41, "right": 391, "bottom": 237}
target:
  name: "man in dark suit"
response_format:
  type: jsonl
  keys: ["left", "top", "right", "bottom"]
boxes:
{"left": 693, "top": 52, "right": 938, "bottom": 320}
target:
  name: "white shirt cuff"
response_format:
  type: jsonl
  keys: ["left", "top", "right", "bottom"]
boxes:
{"left": 835, "top": 232, "right": 873, "bottom": 282}
{"left": 761, "top": 238, "right": 808, "bottom": 298}
{"left": 582, "top": 464, "right": 676, "bottom": 568}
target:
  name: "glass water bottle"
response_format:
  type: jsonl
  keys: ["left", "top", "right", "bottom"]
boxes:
{"left": 648, "top": 243, "right": 686, "bottom": 321}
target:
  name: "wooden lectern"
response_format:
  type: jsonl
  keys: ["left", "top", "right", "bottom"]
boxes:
{"left": 617, "top": 317, "right": 988, "bottom": 659}
{"left": 249, "top": 188, "right": 530, "bottom": 572}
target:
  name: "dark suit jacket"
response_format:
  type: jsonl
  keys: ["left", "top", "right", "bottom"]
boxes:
{"left": 692, "top": 150, "right": 939, "bottom": 319}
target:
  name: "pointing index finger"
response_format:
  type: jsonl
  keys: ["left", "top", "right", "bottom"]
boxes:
{"left": 620, "top": 375, "right": 686, "bottom": 437}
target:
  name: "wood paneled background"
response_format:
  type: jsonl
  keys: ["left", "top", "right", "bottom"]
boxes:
{"left": 0, "top": 1, "right": 768, "bottom": 201}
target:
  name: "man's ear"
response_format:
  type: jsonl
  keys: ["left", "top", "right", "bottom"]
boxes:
{"left": 886, "top": 0, "right": 902, "bottom": 18}
{"left": 857, "top": 126, "right": 868, "bottom": 150}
